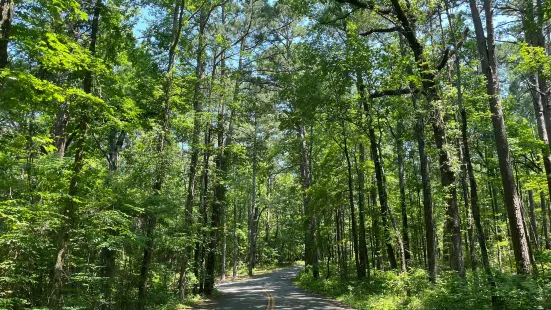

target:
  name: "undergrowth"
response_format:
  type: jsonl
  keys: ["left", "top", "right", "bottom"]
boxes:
{"left": 294, "top": 265, "right": 551, "bottom": 309}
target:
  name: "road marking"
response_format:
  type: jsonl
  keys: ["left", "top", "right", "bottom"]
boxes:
{"left": 263, "top": 287, "right": 275, "bottom": 310}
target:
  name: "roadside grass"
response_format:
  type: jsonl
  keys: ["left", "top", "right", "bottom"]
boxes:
{"left": 293, "top": 263, "right": 551, "bottom": 310}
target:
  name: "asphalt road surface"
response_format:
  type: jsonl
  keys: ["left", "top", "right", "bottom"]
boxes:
{"left": 196, "top": 266, "right": 351, "bottom": 309}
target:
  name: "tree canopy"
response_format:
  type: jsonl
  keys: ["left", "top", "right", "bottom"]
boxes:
{"left": 2, "top": 0, "right": 551, "bottom": 309}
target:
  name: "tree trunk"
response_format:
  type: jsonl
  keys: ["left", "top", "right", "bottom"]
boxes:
{"left": 232, "top": 196, "right": 238, "bottom": 278}
{"left": 356, "top": 143, "right": 369, "bottom": 279}
{"left": 52, "top": 105, "right": 69, "bottom": 158}
{"left": 0, "top": 0, "right": 13, "bottom": 68}
{"left": 412, "top": 95, "right": 437, "bottom": 282}
{"left": 139, "top": 0, "right": 184, "bottom": 303}
{"left": 521, "top": 0, "right": 551, "bottom": 252}
{"left": 265, "top": 177, "right": 272, "bottom": 244}
{"left": 248, "top": 115, "right": 259, "bottom": 277}
{"left": 196, "top": 127, "right": 211, "bottom": 294}
{"left": 450, "top": 46, "right": 492, "bottom": 274}
{"left": 527, "top": 187, "right": 539, "bottom": 250}
{"left": 369, "top": 179, "right": 382, "bottom": 271}
{"left": 49, "top": 2, "right": 101, "bottom": 307}
{"left": 297, "top": 123, "right": 318, "bottom": 278}
{"left": 354, "top": 71, "right": 369, "bottom": 278}
{"left": 206, "top": 76, "right": 234, "bottom": 294}
{"left": 521, "top": 0, "right": 551, "bottom": 207}
{"left": 469, "top": 0, "right": 532, "bottom": 274}
{"left": 100, "top": 130, "right": 125, "bottom": 310}
{"left": 137, "top": 214, "right": 156, "bottom": 310}
{"left": 342, "top": 133, "right": 360, "bottom": 277}
{"left": 431, "top": 105, "right": 465, "bottom": 278}
{"left": 179, "top": 6, "right": 207, "bottom": 299}
{"left": 396, "top": 121, "right": 410, "bottom": 270}
{"left": 368, "top": 125, "right": 397, "bottom": 270}
{"left": 540, "top": 193, "right": 551, "bottom": 250}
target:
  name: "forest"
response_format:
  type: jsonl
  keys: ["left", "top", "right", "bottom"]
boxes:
{"left": 1, "top": 0, "right": 551, "bottom": 309}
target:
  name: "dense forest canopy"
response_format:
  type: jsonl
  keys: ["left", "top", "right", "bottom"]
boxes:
{"left": 2, "top": 0, "right": 551, "bottom": 309}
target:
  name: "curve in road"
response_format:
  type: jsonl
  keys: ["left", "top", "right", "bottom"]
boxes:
{"left": 196, "top": 266, "right": 351, "bottom": 310}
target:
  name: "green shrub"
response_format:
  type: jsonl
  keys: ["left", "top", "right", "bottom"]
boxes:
{"left": 294, "top": 265, "right": 551, "bottom": 310}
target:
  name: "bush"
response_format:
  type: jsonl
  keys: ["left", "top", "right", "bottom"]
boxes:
{"left": 294, "top": 264, "right": 551, "bottom": 310}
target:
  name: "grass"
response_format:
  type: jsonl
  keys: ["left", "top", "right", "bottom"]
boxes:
{"left": 293, "top": 264, "right": 551, "bottom": 310}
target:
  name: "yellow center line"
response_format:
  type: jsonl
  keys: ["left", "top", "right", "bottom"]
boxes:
{"left": 263, "top": 287, "right": 275, "bottom": 310}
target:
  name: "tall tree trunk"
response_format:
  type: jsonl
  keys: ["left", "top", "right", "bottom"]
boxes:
{"left": 521, "top": 0, "right": 551, "bottom": 255}
{"left": 342, "top": 133, "right": 360, "bottom": 277}
{"left": 232, "top": 195, "right": 239, "bottom": 278}
{"left": 356, "top": 143, "right": 369, "bottom": 279}
{"left": 527, "top": 186, "right": 539, "bottom": 250}
{"left": 206, "top": 60, "right": 234, "bottom": 295}
{"left": 396, "top": 121, "right": 410, "bottom": 270}
{"left": 298, "top": 123, "right": 319, "bottom": 278}
{"left": 469, "top": 0, "right": 532, "bottom": 274}
{"left": 196, "top": 127, "right": 212, "bottom": 294}
{"left": 369, "top": 179, "right": 382, "bottom": 271}
{"left": 521, "top": 0, "right": 551, "bottom": 206}
{"left": 0, "top": 0, "right": 13, "bottom": 68}
{"left": 540, "top": 193, "right": 551, "bottom": 250}
{"left": 248, "top": 115, "right": 259, "bottom": 277}
{"left": 451, "top": 45, "right": 491, "bottom": 274}
{"left": 49, "top": 2, "right": 101, "bottom": 307}
{"left": 52, "top": 105, "right": 69, "bottom": 158}
{"left": 368, "top": 125, "right": 397, "bottom": 270}
{"left": 265, "top": 176, "right": 272, "bottom": 244}
{"left": 431, "top": 105, "right": 465, "bottom": 278}
{"left": 100, "top": 130, "right": 125, "bottom": 310}
{"left": 412, "top": 95, "right": 437, "bottom": 282}
{"left": 179, "top": 6, "right": 207, "bottom": 299}
{"left": 354, "top": 71, "right": 369, "bottom": 278}
{"left": 137, "top": 213, "right": 156, "bottom": 310}
{"left": 139, "top": 0, "right": 184, "bottom": 304}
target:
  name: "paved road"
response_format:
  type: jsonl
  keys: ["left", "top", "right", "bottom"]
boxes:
{"left": 196, "top": 266, "right": 351, "bottom": 309}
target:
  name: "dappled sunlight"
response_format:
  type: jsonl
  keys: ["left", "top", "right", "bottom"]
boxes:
{"left": 198, "top": 266, "right": 349, "bottom": 309}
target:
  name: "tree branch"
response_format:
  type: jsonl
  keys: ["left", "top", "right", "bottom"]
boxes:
{"left": 320, "top": 7, "right": 361, "bottom": 25}
{"left": 371, "top": 88, "right": 414, "bottom": 98}
{"left": 335, "top": 0, "right": 393, "bottom": 14}
{"left": 360, "top": 26, "right": 401, "bottom": 36}
{"left": 436, "top": 28, "right": 469, "bottom": 71}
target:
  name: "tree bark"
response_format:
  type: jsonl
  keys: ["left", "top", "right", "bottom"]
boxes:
{"left": 412, "top": 95, "right": 437, "bottom": 282}
{"left": 469, "top": 0, "right": 532, "bottom": 274}
{"left": 396, "top": 121, "right": 410, "bottom": 270}
{"left": 450, "top": 45, "right": 492, "bottom": 274}
{"left": 233, "top": 195, "right": 239, "bottom": 278}
{"left": 521, "top": 0, "right": 551, "bottom": 203}
{"left": 342, "top": 132, "right": 360, "bottom": 277}
{"left": 356, "top": 143, "right": 369, "bottom": 279}
{"left": 368, "top": 125, "right": 397, "bottom": 270}
{"left": 540, "top": 193, "right": 551, "bottom": 250}
{"left": 431, "top": 104, "right": 465, "bottom": 278}
{"left": 521, "top": 0, "right": 551, "bottom": 252}
{"left": 206, "top": 79, "right": 234, "bottom": 294}
{"left": 297, "top": 123, "right": 319, "bottom": 278}
{"left": 248, "top": 115, "right": 259, "bottom": 277}
{"left": 0, "top": 0, "right": 13, "bottom": 68}
{"left": 179, "top": 6, "right": 207, "bottom": 299}
{"left": 100, "top": 130, "right": 125, "bottom": 310}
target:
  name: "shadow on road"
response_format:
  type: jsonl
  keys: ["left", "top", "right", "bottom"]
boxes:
{"left": 195, "top": 266, "right": 350, "bottom": 309}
